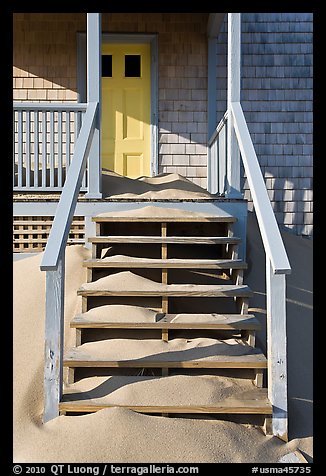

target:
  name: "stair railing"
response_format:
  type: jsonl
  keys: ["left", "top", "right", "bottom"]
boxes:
{"left": 39, "top": 101, "right": 98, "bottom": 422}
{"left": 231, "top": 101, "right": 291, "bottom": 441}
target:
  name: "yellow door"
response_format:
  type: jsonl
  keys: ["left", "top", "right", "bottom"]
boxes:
{"left": 101, "top": 43, "right": 151, "bottom": 178}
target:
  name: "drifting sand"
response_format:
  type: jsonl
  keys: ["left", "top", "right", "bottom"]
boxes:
{"left": 13, "top": 216, "right": 313, "bottom": 463}
{"left": 62, "top": 374, "right": 264, "bottom": 406}
{"left": 101, "top": 170, "right": 213, "bottom": 199}
{"left": 65, "top": 337, "right": 264, "bottom": 363}
{"left": 76, "top": 305, "right": 160, "bottom": 323}
{"left": 80, "top": 271, "right": 162, "bottom": 292}
{"left": 95, "top": 204, "right": 231, "bottom": 220}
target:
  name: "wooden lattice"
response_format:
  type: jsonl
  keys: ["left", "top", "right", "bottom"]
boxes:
{"left": 13, "top": 216, "right": 85, "bottom": 253}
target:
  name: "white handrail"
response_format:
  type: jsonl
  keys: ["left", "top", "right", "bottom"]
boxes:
{"left": 231, "top": 101, "right": 291, "bottom": 275}
{"left": 13, "top": 102, "right": 88, "bottom": 111}
{"left": 40, "top": 102, "right": 98, "bottom": 271}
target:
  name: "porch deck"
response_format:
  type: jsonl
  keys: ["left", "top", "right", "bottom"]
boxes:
{"left": 13, "top": 170, "right": 225, "bottom": 202}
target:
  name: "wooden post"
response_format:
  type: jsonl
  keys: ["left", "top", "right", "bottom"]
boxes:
{"left": 227, "top": 13, "right": 241, "bottom": 198}
{"left": 266, "top": 256, "right": 288, "bottom": 441}
{"left": 85, "top": 13, "right": 102, "bottom": 198}
{"left": 43, "top": 253, "right": 65, "bottom": 423}
{"left": 84, "top": 215, "right": 96, "bottom": 250}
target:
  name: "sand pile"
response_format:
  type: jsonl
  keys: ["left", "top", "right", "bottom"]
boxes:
{"left": 101, "top": 170, "right": 213, "bottom": 199}
{"left": 63, "top": 374, "right": 261, "bottom": 406}
{"left": 13, "top": 237, "right": 312, "bottom": 462}
{"left": 76, "top": 304, "right": 160, "bottom": 323}
{"left": 95, "top": 205, "right": 220, "bottom": 220}
{"left": 79, "top": 271, "right": 162, "bottom": 292}
{"left": 65, "top": 337, "right": 263, "bottom": 361}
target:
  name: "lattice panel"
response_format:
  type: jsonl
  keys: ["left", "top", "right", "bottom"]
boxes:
{"left": 13, "top": 216, "right": 85, "bottom": 253}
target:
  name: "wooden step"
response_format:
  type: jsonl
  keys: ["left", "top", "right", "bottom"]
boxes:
{"left": 83, "top": 257, "right": 247, "bottom": 270}
{"left": 63, "top": 338, "right": 267, "bottom": 369}
{"left": 71, "top": 306, "right": 260, "bottom": 330}
{"left": 92, "top": 206, "right": 236, "bottom": 223}
{"left": 89, "top": 236, "right": 241, "bottom": 245}
{"left": 60, "top": 375, "right": 272, "bottom": 414}
{"left": 77, "top": 272, "right": 252, "bottom": 298}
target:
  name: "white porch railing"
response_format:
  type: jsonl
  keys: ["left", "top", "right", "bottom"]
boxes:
{"left": 13, "top": 103, "right": 88, "bottom": 192}
{"left": 207, "top": 110, "right": 228, "bottom": 195}
{"left": 231, "top": 101, "right": 291, "bottom": 441}
{"left": 210, "top": 101, "right": 291, "bottom": 440}
{"left": 40, "top": 101, "right": 98, "bottom": 422}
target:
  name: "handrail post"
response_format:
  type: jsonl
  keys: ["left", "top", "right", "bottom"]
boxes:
{"left": 226, "top": 13, "right": 242, "bottom": 197}
{"left": 85, "top": 13, "right": 102, "bottom": 198}
{"left": 43, "top": 252, "right": 65, "bottom": 423}
{"left": 266, "top": 256, "right": 288, "bottom": 441}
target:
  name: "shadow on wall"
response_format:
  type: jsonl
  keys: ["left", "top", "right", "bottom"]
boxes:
{"left": 243, "top": 172, "right": 313, "bottom": 238}
{"left": 245, "top": 211, "right": 313, "bottom": 441}
{"left": 267, "top": 176, "right": 313, "bottom": 237}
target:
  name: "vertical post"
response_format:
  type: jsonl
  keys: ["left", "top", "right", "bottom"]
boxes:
{"left": 34, "top": 111, "right": 39, "bottom": 188}
{"left": 208, "top": 38, "right": 217, "bottom": 140}
{"left": 207, "top": 37, "right": 217, "bottom": 193}
{"left": 218, "top": 122, "right": 226, "bottom": 194}
{"left": 43, "top": 253, "right": 65, "bottom": 423}
{"left": 84, "top": 215, "right": 96, "bottom": 250}
{"left": 85, "top": 13, "right": 102, "bottom": 198}
{"left": 17, "top": 110, "right": 23, "bottom": 187}
{"left": 266, "top": 256, "right": 288, "bottom": 441}
{"left": 227, "top": 13, "right": 241, "bottom": 197}
{"left": 26, "top": 111, "right": 31, "bottom": 188}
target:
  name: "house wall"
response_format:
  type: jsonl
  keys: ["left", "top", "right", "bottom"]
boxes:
{"left": 13, "top": 13, "right": 208, "bottom": 188}
{"left": 216, "top": 13, "right": 313, "bottom": 236}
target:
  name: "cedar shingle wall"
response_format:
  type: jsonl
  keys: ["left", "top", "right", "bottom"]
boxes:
{"left": 216, "top": 13, "right": 313, "bottom": 236}
{"left": 13, "top": 13, "right": 208, "bottom": 188}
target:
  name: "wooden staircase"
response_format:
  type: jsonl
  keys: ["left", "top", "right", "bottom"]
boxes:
{"left": 60, "top": 206, "right": 271, "bottom": 426}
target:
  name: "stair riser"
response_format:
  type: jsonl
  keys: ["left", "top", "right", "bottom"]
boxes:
{"left": 64, "top": 362, "right": 267, "bottom": 369}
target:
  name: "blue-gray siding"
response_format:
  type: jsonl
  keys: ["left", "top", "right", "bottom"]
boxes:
{"left": 216, "top": 13, "right": 313, "bottom": 236}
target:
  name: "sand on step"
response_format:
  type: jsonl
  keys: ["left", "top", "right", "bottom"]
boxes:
{"left": 94, "top": 204, "right": 232, "bottom": 221}
{"left": 79, "top": 271, "right": 162, "bottom": 291}
{"left": 62, "top": 375, "right": 264, "bottom": 407}
{"left": 76, "top": 305, "right": 160, "bottom": 323}
{"left": 65, "top": 337, "right": 263, "bottom": 361}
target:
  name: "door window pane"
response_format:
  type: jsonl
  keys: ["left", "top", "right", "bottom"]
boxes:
{"left": 102, "top": 55, "right": 112, "bottom": 77}
{"left": 125, "top": 55, "right": 141, "bottom": 77}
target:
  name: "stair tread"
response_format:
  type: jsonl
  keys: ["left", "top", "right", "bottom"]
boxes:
{"left": 60, "top": 375, "right": 271, "bottom": 414}
{"left": 64, "top": 338, "right": 267, "bottom": 368}
{"left": 71, "top": 305, "right": 260, "bottom": 330}
{"left": 89, "top": 236, "right": 241, "bottom": 244}
{"left": 78, "top": 271, "right": 252, "bottom": 297}
{"left": 92, "top": 206, "right": 236, "bottom": 223}
{"left": 83, "top": 256, "right": 247, "bottom": 269}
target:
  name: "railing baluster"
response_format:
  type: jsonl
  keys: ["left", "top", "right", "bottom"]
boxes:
{"left": 42, "top": 111, "right": 47, "bottom": 188}
{"left": 218, "top": 122, "right": 226, "bottom": 194}
{"left": 58, "top": 111, "right": 63, "bottom": 188}
{"left": 18, "top": 110, "right": 23, "bottom": 188}
{"left": 34, "top": 111, "right": 39, "bottom": 188}
{"left": 74, "top": 111, "right": 79, "bottom": 150}
{"left": 50, "top": 111, "right": 54, "bottom": 188}
{"left": 13, "top": 110, "right": 15, "bottom": 187}
{"left": 26, "top": 110, "right": 31, "bottom": 188}
{"left": 66, "top": 111, "right": 71, "bottom": 171}
{"left": 81, "top": 111, "right": 87, "bottom": 189}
